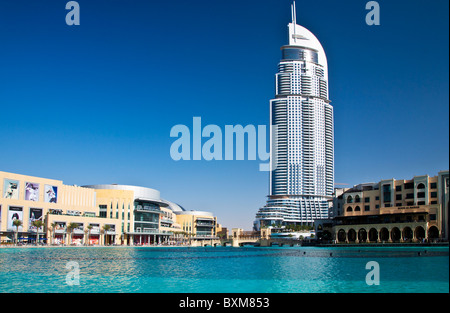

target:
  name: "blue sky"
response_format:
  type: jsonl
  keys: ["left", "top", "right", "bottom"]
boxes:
{"left": 0, "top": 0, "right": 448, "bottom": 229}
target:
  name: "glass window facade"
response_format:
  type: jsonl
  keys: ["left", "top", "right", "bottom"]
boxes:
{"left": 282, "top": 47, "right": 319, "bottom": 63}
{"left": 134, "top": 201, "right": 161, "bottom": 232}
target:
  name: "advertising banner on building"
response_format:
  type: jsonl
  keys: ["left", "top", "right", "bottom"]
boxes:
{"left": 44, "top": 185, "right": 58, "bottom": 203}
{"left": 3, "top": 179, "right": 19, "bottom": 200}
{"left": 25, "top": 182, "right": 40, "bottom": 201}
{"left": 29, "top": 208, "right": 43, "bottom": 230}
{"left": 89, "top": 237, "right": 99, "bottom": 245}
{"left": 7, "top": 207, "right": 23, "bottom": 231}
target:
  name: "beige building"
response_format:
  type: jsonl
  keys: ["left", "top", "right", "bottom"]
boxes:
{"left": 176, "top": 211, "right": 218, "bottom": 238}
{"left": 0, "top": 171, "right": 119, "bottom": 245}
{"left": 83, "top": 184, "right": 221, "bottom": 245}
{"left": 328, "top": 170, "right": 449, "bottom": 243}
{"left": 1, "top": 171, "right": 223, "bottom": 246}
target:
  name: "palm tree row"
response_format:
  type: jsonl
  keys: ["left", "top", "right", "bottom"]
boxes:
{"left": 11, "top": 220, "right": 115, "bottom": 246}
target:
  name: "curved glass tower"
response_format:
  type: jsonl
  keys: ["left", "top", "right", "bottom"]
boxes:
{"left": 254, "top": 3, "right": 334, "bottom": 230}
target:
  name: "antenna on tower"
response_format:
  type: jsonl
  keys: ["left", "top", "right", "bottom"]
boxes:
{"left": 293, "top": 1, "right": 297, "bottom": 25}
{"left": 291, "top": 1, "right": 297, "bottom": 42}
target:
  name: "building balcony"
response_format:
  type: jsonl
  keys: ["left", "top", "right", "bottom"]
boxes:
{"left": 134, "top": 206, "right": 161, "bottom": 213}
{"left": 161, "top": 218, "right": 174, "bottom": 224}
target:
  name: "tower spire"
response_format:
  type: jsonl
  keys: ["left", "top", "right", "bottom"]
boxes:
{"left": 292, "top": 1, "right": 297, "bottom": 25}
{"left": 291, "top": 1, "right": 297, "bottom": 42}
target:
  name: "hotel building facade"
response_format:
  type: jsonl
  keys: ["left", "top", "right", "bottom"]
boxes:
{"left": 254, "top": 3, "right": 334, "bottom": 230}
{"left": 0, "top": 171, "right": 220, "bottom": 245}
{"left": 318, "top": 170, "right": 449, "bottom": 243}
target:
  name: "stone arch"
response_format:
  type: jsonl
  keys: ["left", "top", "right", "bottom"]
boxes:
{"left": 355, "top": 195, "right": 361, "bottom": 203}
{"left": 428, "top": 226, "right": 439, "bottom": 240}
{"left": 417, "top": 183, "right": 425, "bottom": 189}
{"left": 358, "top": 228, "right": 367, "bottom": 242}
{"left": 379, "top": 227, "right": 389, "bottom": 242}
{"left": 368, "top": 228, "right": 378, "bottom": 242}
{"left": 391, "top": 227, "right": 401, "bottom": 242}
{"left": 337, "top": 229, "right": 346, "bottom": 242}
{"left": 347, "top": 195, "right": 353, "bottom": 203}
{"left": 414, "top": 226, "right": 425, "bottom": 242}
{"left": 402, "top": 226, "right": 413, "bottom": 241}
{"left": 355, "top": 206, "right": 361, "bottom": 212}
{"left": 346, "top": 206, "right": 352, "bottom": 212}
{"left": 347, "top": 229, "right": 357, "bottom": 242}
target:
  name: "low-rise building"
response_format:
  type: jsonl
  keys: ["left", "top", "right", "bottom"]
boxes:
{"left": 327, "top": 170, "right": 449, "bottom": 243}
{"left": 1, "top": 171, "right": 222, "bottom": 246}
{"left": 0, "top": 171, "right": 119, "bottom": 245}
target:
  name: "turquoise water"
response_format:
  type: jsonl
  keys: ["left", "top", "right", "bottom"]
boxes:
{"left": 0, "top": 246, "right": 448, "bottom": 293}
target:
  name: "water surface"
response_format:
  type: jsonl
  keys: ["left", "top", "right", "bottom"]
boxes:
{"left": 0, "top": 246, "right": 448, "bottom": 293}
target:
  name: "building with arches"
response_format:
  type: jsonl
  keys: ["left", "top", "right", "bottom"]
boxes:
{"left": 325, "top": 171, "right": 449, "bottom": 243}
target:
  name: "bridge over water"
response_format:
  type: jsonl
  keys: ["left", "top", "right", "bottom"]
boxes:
{"left": 191, "top": 236, "right": 305, "bottom": 247}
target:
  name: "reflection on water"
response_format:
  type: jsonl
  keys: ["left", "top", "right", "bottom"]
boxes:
{"left": 0, "top": 246, "right": 448, "bottom": 293}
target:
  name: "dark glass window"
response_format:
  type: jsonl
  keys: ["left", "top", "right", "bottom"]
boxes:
{"left": 395, "top": 185, "right": 402, "bottom": 191}
{"left": 383, "top": 184, "right": 391, "bottom": 202}
{"left": 364, "top": 205, "right": 370, "bottom": 211}
{"left": 417, "top": 192, "right": 426, "bottom": 198}
{"left": 404, "top": 183, "right": 414, "bottom": 189}
{"left": 364, "top": 197, "right": 370, "bottom": 203}
{"left": 396, "top": 194, "right": 402, "bottom": 200}
{"left": 430, "top": 182, "right": 437, "bottom": 189}
{"left": 282, "top": 47, "right": 319, "bottom": 63}
{"left": 430, "top": 192, "right": 437, "bottom": 198}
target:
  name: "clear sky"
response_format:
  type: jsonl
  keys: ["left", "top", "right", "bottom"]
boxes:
{"left": 0, "top": 0, "right": 448, "bottom": 230}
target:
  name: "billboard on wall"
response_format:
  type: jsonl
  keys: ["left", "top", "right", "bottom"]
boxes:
{"left": 29, "top": 208, "right": 43, "bottom": 230}
{"left": 3, "top": 179, "right": 19, "bottom": 200}
{"left": 44, "top": 185, "right": 58, "bottom": 203}
{"left": 25, "top": 182, "right": 40, "bottom": 201}
{"left": 7, "top": 207, "right": 23, "bottom": 231}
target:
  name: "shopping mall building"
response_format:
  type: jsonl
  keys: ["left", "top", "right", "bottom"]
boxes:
{"left": 0, "top": 171, "right": 221, "bottom": 245}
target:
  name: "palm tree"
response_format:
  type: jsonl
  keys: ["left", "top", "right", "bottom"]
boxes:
{"left": 50, "top": 222, "right": 57, "bottom": 245}
{"left": 86, "top": 225, "right": 93, "bottom": 246}
{"left": 102, "top": 224, "right": 111, "bottom": 245}
{"left": 66, "top": 222, "right": 78, "bottom": 246}
{"left": 13, "top": 219, "right": 22, "bottom": 245}
{"left": 186, "top": 232, "right": 195, "bottom": 246}
{"left": 31, "top": 220, "right": 44, "bottom": 245}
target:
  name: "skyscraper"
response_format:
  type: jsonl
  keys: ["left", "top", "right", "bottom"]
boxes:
{"left": 254, "top": 2, "right": 334, "bottom": 230}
